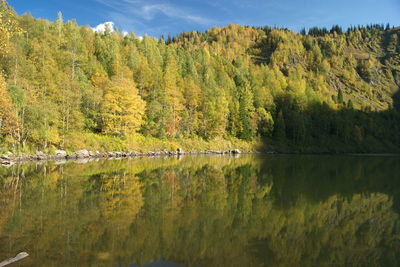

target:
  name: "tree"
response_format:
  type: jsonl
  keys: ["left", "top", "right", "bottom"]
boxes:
{"left": 238, "top": 86, "right": 256, "bottom": 140}
{"left": 56, "top": 11, "right": 63, "bottom": 46}
{"left": 256, "top": 107, "right": 274, "bottom": 137}
{"left": 0, "top": 1, "right": 20, "bottom": 145}
{"left": 0, "top": 4, "right": 399, "bottom": 153}
{"left": 0, "top": 74, "right": 19, "bottom": 140}
{"left": 181, "top": 77, "right": 201, "bottom": 136}
{"left": 273, "top": 111, "right": 286, "bottom": 141}
{"left": 347, "top": 99, "right": 354, "bottom": 109}
{"left": 337, "top": 88, "right": 344, "bottom": 105}
{"left": 162, "top": 48, "right": 184, "bottom": 136}
{"left": 101, "top": 75, "right": 146, "bottom": 136}
{"left": 0, "top": 0, "right": 21, "bottom": 56}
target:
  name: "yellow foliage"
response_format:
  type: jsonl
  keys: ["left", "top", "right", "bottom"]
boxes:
{"left": 0, "top": 1, "right": 22, "bottom": 56}
{"left": 0, "top": 73, "right": 19, "bottom": 138}
{"left": 101, "top": 76, "right": 146, "bottom": 136}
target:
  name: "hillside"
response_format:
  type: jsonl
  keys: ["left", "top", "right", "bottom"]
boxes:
{"left": 0, "top": 1, "right": 399, "bottom": 153}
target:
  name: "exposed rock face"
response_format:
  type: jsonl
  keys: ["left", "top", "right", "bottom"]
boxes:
{"left": 55, "top": 150, "right": 67, "bottom": 157}
{"left": 75, "top": 149, "right": 90, "bottom": 158}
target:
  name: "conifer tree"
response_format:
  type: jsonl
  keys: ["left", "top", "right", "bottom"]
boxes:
{"left": 101, "top": 74, "right": 145, "bottom": 136}
{"left": 273, "top": 111, "right": 286, "bottom": 141}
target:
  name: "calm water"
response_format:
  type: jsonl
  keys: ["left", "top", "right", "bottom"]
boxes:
{"left": 0, "top": 154, "right": 399, "bottom": 267}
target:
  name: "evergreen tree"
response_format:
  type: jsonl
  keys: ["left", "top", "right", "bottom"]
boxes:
{"left": 273, "top": 111, "right": 286, "bottom": 141}
{"left": 101, "top": 75, "right": 145, "bottom": 136}
{"left": 337, "top": 88, "right": 344, "bottom": 105}
{"left": 0, "top": 0, "right": 399, "bottom": 152}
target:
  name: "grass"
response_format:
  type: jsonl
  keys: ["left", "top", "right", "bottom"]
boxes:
{"left": 0, "top": 132, "right": 263, "bottom": 155}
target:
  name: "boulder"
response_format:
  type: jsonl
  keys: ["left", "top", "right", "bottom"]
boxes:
{"left": 231, "top": 149, "right": 241, "bottom": 154}
{"left": 0, "top": 155, "right": 10, "bottom": 160}
{"left": 128, "top": 151, "right": 138, "bottom": 157}
{"left": 94, "top": 151, "right": 103, "bottom": 157}
{"left": 177, "top": 148, "right": 184, "bottom": 155}
{"left": 75, "top": 149, "right": 90, "bottom": 158}
{"left": 208, "top": 150, "right": 223, "bottom": 154}
{"left": 54, "top": 150, "right": 67, "bottom": 157}
{"left": 36, "top": 151, "right": 47, "bottom": 160}
{"left": 36, "top": 151, "right": 45, "bottom": 156}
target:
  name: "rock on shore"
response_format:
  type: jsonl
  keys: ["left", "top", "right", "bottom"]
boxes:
{"left": 75, "top": 149, "right": 90, "bottom": 158}
{"left": 0, "top": 148, "right": 246, "bottom": 166}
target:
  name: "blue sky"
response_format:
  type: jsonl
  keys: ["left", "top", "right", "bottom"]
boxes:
{"left": 9, "top": 0, "right": 400, "bottom": 37}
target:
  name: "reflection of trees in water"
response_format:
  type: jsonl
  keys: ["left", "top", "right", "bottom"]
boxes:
{"left": 249, "top": 193, "right": 399, "bottom": 267}
{"left": 0, "top": 155, "right": 399, "bottom": 266}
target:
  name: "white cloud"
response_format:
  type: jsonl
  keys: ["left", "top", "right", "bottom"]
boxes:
{"left": 94, "top": 0, "right": 217, "bottom": 27}
{"left": 92, "top": 21, "right": 115, "bottom": 33}
{"left": 136, "top": 4, "right": 216, "bottom": 25}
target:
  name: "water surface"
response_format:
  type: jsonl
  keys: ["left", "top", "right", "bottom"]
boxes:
{"left": 0, "top": 155, "right": 399, "bottom": 266}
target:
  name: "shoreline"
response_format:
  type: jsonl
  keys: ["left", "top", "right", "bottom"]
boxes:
{"left": 0, "top": 149, "right": 246, "bottom": 166}
{"left": 2, "top": 149, "right": 400, "bottom": 167}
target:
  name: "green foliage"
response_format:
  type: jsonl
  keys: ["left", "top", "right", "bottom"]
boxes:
{"left": 0, "top": 0, "right": 399, "bottom": 152}
{"left": 0, "top": 74, "right": 19, "bottom": 141}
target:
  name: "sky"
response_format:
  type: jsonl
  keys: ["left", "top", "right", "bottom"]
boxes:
{"left": 9, "top": 0, "right": 400, "bottom": 37}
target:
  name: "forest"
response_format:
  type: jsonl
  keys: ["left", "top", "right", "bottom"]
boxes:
{"left": 0, "top": 1, "right": 400, "bottom": 153}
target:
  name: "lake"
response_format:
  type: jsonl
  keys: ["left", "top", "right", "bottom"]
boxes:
{"left": 0, "top": 154, "right": 399, "bottom": 266}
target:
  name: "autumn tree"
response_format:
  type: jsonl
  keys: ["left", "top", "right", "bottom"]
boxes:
{"left": 101, "top": 73, "right": 146, "bottom": 136}
{"left": 0, "top": 75, "right": 19, "bottom": 140}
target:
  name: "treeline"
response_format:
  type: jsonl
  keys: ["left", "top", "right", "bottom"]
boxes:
{"left": 0, "top": 1, "right": 399, "bottom": 152}
{"left": 300, "top": 23, "right": 395, "bottom": 36}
